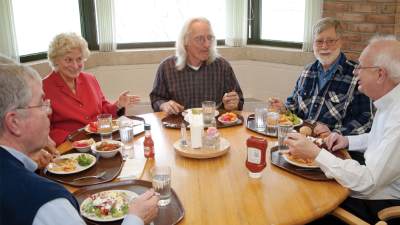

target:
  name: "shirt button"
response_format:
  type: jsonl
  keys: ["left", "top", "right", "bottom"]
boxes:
{"left": 85, "top": 116, "right": 89, "bottom": 120}
{"left": 79, "top": 104, "right": 83, "bottom": 107}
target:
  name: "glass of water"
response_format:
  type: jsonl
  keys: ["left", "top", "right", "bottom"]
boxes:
{"left": 97, "top": 114, "right": 113, "bottom": 140}
{"left": 151, "top": 166, "right": 171, "bottom": 207}
{"left": 278, "top": 124, "right": 293, "bottom": 150}
{"left": 202, "top": 100, "right": 216, "bottom": 127}
{"left": 254, "top": 107, "right": 267, "bottom": 131}
{"left": 266, "top": 111, "right": 280, "bottom": 136}
{"left": 119, "top": 120, "right": 134, "bottom": 160}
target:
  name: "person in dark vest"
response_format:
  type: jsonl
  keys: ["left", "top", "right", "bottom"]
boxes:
{"left": 0, "top": 62, "right": 159, "bottom": 225}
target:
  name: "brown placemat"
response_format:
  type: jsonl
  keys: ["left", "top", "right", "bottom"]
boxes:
{"left": 73, "top": 180, "right": 185, "bottom": 225}
{"left": 162, "top": 111, "right": 243, "bottom": 129}
{"left": 270, "top": 146, "right": 350, "bottom": 181}
{"left": 41, "top": 150, "right": 123, "bottom": 187}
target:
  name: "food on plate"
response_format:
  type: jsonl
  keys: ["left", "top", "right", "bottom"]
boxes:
{"left": 307, "top": 136, "right": 328, "bottom": 149}
{"left": 299, "top": 126, "right": 312, "bottom": 136}
{"left": 279, "top": 111, "right": 301, "bottom": 126}
{"left": 81, "top": 190, "right": 135, "bottom": 220}
{"left": 77, "top": 154, "right": 93, "bottom": 166}
{"left": 72, "top": 138, "right": 95, "bottom": 148}
{"left": 284, "top": 152, "right": 316, "bottom": 166}
{"left": 218, "top": 112, "right": 238, "bottom": 123}
{"left": 50, "top": 158, "right": 77, "bottom": 172}
{"left": 88, "top": 122, "right": 98, "bottom": 132}
{"left": 87, "top": 120, "right": 118, "bottom": 133}
{"left": 96, "top": 142, "right": 121, "bottom": 151}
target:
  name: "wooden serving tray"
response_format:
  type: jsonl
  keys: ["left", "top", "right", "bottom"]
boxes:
{"left": 162, "top": 111, "right": 243, "bottom": 129}
{"left": 173, "top": 137, "right": 230, "bottom": 159}
{"left": 67, "top": 116, "right": 145, "bottom": 142}
{"left": 73, "top": 180, "right": 185, "bottom": 225}
{"left": 270, "top": 146, "right": 350, "bottom": 181}
{"left": 41, "top": 150, "right": 123, "bottom": 187}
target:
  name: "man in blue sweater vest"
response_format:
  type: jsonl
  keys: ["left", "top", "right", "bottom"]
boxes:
{"left": 0, "top": 62, "right": 159, "bottom": 225}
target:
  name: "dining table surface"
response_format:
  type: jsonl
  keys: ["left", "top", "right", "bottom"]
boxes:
{"left": 57, "top": 111, "right": 349, "bottom": 225}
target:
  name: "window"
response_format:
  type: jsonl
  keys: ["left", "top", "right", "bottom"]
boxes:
{"left": 248, "top": 0, "right": 305, "bottom": 47}
{"left": 114, "top": 0, "right": 225, "bottom": 46}
{"left": 12, "top": 0, "right": 82, "bottom": 56}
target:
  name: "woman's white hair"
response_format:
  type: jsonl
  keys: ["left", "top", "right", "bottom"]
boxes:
{"left": 368, "top": 35, "right": 400, "bottom": 83}
{"left": 47, "top": 32, "right": 90, "bottom": 70}
{"left": 175, "top": 17, "right": 218, "bottom": 70}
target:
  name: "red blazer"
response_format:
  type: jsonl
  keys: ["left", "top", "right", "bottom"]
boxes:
{"left": 43, "top": 71, "right": 118, "bottom": 146}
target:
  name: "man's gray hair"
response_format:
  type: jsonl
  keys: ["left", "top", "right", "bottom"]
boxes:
{"left": 0, "top": 54, "right": 17, "bottom": 65}
{"left": 0, "top": 64, "right": 42, "bottom": 133}
{"left": 175, "top": 17, "right": 218, "bottom": 70}
{"left": 312, "top": 17, "right": 342, "bottom": 39}
{"left": 368, "top": 35, "right": 400, "bottom": 83}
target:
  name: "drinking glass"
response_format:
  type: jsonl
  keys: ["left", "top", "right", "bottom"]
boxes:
{"left": 151, "top": 166, "right": 171, "bottom": 206}
{"left": 119, "top": 120, "right": 134, "bottom": 160}
{"left": 202, "top": 101, "right": 216, "bottom": 127}
{"left": 97, "top": 114, "right": 113, "bottom": 140}
{"left": 254, "top": 107, "right": 267, "bottom": 131}
{"left": 266, "top": 111, "right": 280, "bottom": 136}
{"left": 278, "top": 124, "right": 293, "bottom": 150}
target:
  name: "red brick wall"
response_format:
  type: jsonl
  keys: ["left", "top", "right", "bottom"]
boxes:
{"left": 322, "top": 0, "right": 400, "bottom": 60}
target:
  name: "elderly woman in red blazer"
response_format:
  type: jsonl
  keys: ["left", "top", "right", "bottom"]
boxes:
{"left": 43, "top": 33, "right": 140, "bottom": 146}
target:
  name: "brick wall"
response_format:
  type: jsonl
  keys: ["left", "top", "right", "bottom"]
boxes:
{"left": 322, "top": 0, "right": 400, "bottom": 60}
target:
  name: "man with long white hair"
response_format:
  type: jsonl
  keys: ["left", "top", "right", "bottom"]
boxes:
{"left": 286, "top": 36, "right": 400, "bottom": 224}
{"left": 270, "top": 17, "right": 373, "bottom": 139}
{"left": 150, "top": 17, "right": 244, "bottom": 114}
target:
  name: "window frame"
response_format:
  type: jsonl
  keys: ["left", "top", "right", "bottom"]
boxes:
{"left": 247, "top": 0, "right": 303, "bottom": 49}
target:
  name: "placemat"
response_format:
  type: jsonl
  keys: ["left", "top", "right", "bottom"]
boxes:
{"left": 74, "top": 180, "right": 185, "bottom": 225}
{"left": 270, "top": 146, "right": 350, "bottom": 181}
{"left": 41, "top": 150, "right": 123, "bottom": 187}
{"left": 67, "top": 116, "right": 145, "bottom": 142}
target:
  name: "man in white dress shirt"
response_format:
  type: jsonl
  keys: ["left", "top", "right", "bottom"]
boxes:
{"left": 0, "top": 62, "right": 159, "bottom": 225}
{"left": 285, "top": 36, "right": 400, "bottom": 224}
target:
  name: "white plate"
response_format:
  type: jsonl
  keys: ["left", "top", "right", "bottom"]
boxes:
{"left": 182, "top": 108, "right": 219, "bottom": 124}
{"left": 47, "top": 153, "right": 96, "bottom": 175}
{"left": 217, "top": 114, "right": 239, "bottom": 125}
{"left": 80, "top": 190, "right": 138, "bottom": 222}
{"left": 84, "top": 120, "right": 119, "bottom": 134}
{"left": 281, "top": 153, "right": 318, "bottom": 168}
{"left": 293, "top": 118, "right": 303, "bottom": 127}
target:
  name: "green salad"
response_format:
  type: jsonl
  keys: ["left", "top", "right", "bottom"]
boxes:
{"left": 77, "top": 154, "right": 93, "bottom": 166}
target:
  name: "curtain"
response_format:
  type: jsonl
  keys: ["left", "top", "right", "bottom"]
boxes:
{"left": 225, "top": 0, "right": 248, "bottom": 47}
{"left": 0, "top": 0, "right": 19, "bottom": 62}
{"left": 302, "top": 0, "right": 323, "bottom": 52}
{"left": 96, "top": 0, "right": 116, "bottom": 52}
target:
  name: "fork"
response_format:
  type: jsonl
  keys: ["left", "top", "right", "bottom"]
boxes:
{"left": 73, "top": 171, "right": 107, "bottom": 181}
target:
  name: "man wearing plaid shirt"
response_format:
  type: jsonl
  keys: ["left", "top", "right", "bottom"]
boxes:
{"left": 271, "top": 17, "right": 373, "bottom": 137}
{"left": 150, "top": 17, "right": 244, "bottom": 115}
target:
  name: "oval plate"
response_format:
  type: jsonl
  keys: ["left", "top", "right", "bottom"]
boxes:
{"left": 80, "top": 190, "right": 138, "bottom": 222}
{"left": 173, "top": 137, "right": 230, "bottom": 159}
{"left": 281, "top": 153, "right": 318, "bottom": 168}
{"left": 47, "top": 153, "right": 96, "bottom": 175}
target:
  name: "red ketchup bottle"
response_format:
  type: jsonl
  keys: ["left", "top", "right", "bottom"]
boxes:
{"left": 246, "top": 136, "right": 268, "bottom": 178}
{"left": 143, "top": 124, "right": 154, "bottom": 158}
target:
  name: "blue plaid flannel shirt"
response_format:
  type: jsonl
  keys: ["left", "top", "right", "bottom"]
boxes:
{"left": 286, "top": 52, "right": 373, "bottom": 135}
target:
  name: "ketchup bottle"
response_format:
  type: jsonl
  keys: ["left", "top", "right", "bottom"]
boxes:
{"left": 246, "top": 136, "right": 268, "bottom": 178}
{"left": 143, "top": 124, "right": 154, "bottom": 158}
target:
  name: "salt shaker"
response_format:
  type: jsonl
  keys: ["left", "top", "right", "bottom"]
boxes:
{"left": 180, "top": 123, "right": 188, "bottom": 147}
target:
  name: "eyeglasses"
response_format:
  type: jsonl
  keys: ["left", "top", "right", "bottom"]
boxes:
{"left": 353, "top": 65, "right": 380, "bottom": 74}
{"left": 16, "top": 99, "right": 52, "bottom": 114}
{"left": 314, "top": 39, "right": 339, "bottom": 47}
{"left": 192, "top": 35, "right": 215, "bottom": 45}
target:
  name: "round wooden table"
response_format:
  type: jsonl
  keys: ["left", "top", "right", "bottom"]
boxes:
{"left": 59, "top": 112, "right": 349, "bottom": 225}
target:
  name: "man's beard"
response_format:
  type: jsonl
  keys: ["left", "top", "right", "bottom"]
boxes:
{"left": 315, "top": 48, "right": 341, "bottom": 66}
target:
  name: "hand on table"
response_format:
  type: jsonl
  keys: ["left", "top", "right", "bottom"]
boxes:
{"left": 117, "top": 91, "right": 141, "bottom": 108}
{"left": 325, "top": 132, "right": 349, "bottom": 152}
{"left": 160, "top": 100, "right": 184, "bottom": 115}
{"left": 222, "top": 91, "right": 239, "bottom": 111}
{"left": 129, "top": 189, "right": 159, "bottom": 224}
{"left": 285, "top": 132, "right": 321, "bottom": 160}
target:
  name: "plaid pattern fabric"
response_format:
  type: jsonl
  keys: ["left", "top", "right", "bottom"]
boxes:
{"left": 286, "top": 52, "right": 374, "bottom": 135}
{"left": 150, "top": 56, "right": 244, "bottom": 111}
